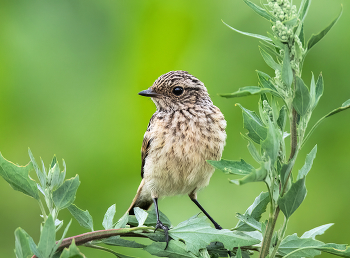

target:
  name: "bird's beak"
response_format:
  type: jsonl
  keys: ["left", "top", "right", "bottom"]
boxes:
{"left": 138, "top": 89, "right": 161, "bottom": 98}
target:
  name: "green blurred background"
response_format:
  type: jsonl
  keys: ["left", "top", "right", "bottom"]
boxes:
{"left": 0, "top": 0, "right": 349, "bottom": 257}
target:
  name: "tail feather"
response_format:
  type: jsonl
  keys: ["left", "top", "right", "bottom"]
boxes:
{"left": 127, "top": 179, "right": 153, "bottom": 215}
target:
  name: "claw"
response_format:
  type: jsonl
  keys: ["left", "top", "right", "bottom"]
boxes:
{"left": 154, "top": 220, "right": 170, "bottom": 249}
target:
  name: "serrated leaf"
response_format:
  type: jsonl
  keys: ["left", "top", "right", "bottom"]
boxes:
{"left": 207, "top": 159, "right": 255, "bottom": 176}
{"left": 261, "top": 119, "right": 280, "bottom": 164}
{"left": 259, "top": 47, "right": 281, "bottom": 71}
{"left": 278, "top": 177, "right": 307, "bottom": 218}
{"left": 237, "top": 104, "right": 267, "bottom": 144}
{"left": 144, "top": 240, "right": 197, "bottom": 258}
{"left": 0, "top": 153, "right": 39, "bottom": 200}
{"left": 307, "top": 7, "right": 342, "bottom": 52}
{"left": 28, "top": 148, "right": 46, "bottom": 189}
{"left": 59, "top": 239, "right": 84, "bottom": 258}
{"left": 222, "top": 20, "right": 272, "bottom": 42}
{"left": 220, "top": 86, "right": 275, "bottom": 98}
{"left": 242, "top": 0, "right": 276, "bottom": 22}
{"left": 282, "top": 47, "right": 293, "bottom": 87}
{"left": 235, "top": 192, "right": 270, "bottom": 231}
{"left": 103, "top": 204, "right": 116, "bottom": 230}
{"left": 15, "top": 228, "right": 32, "bottom": 258}
{"left": 230, "top": 166, "right": 267, "bottom": 185}
{"left": 68, "top": 204, "right": 94, "bottom": 231}
{"left": 53, "top": 175, "right": 80, "bottom": 210}
{"left": 169, "top": 216, "right": 260, "bottom": 255}
{"left": 297, "top": 145, "right": 317, "bottom": 180}
{"left": 278, "top": 233, "right": 323, "bottom": 257}
{"left": 301, "top": 223, "right": 334, "bottom": 240}
{"left": 115, "top": 214, "right": 128, "bottom": 229}
{"left": 103, "top": 236, "right": 146, "bottom": 248}
{"left": 38, "top": 215, "right": 56, "bottom": 258}
{"left": 133, "top": 207, "right": 148, "bottom": 227}
{"left": 293, "top": 76, "right": 310, "bottom": 116}
{"left": 236, "top": 213, "right": 262, "bottom": 232}
{"left": 317, "top": 243, "right": 350, "bottom": 257}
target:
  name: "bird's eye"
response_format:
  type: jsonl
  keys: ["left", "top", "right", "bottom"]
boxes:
{"left": 172, "top": 86, "right": 184, "bottom": 96}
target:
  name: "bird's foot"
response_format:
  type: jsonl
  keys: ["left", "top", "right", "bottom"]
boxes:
{"left": 154, "top": 220, "right": 170, "bottom": 249}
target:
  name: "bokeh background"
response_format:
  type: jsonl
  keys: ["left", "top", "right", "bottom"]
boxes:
{"left": 0, "top": 0, "right": 349, "bottom": 257}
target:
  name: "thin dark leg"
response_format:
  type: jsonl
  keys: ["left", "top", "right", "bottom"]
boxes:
{"left": 153, "top": 198, "right": 170, "bottom": 249}
{"left": 191, "top": 198, "right": 222, "bottom": 229}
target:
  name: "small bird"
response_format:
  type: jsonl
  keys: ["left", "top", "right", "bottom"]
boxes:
{"left": 127, "top": 71, "right": 226, "bottom": 245}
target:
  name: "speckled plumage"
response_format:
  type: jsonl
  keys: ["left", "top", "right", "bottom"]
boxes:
{"left": 128, "top": 71, "right": 226, "bottom": 213}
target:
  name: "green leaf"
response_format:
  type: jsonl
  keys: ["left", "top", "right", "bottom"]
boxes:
{"left": 259, "top": 47, "right": 281, "bottom": 71}
{"left": 0, "top": 153, "right": 39, "bottom": 200}
{"left": 28, "top": 148, "right": 46, "bottom": 189}
{"left": 15, "top": 228, "right": 32, "bottom": 258}
{"left": 38, "top": 215, "right": 56, "bottom": 258}
{"left": 68, "top": 204, "right": 94, "bottom": 231}
{"left": 236, "top": 247, "right": 242, "bottom": 258}
{"left": 277, "top": 106, "right": 287, "bottom": 131}
{"left": 220, "top": 86, "right": 275, "bottom": 98}
{"left": 302, "top": 98, "right": 350, "bottom": 147}
{"left": 53, "top": 220, "right": 72, "bottom": 255}
{"left": 307, "top": 7, "right": 343, "bottom": 52}
{"left": 115, "top": 214, "right": 128, "bottom": 229}
{"left": 256, "top": 71, "right": 279, "bottom": 94}
{"left": 241, "top": 133, "right": 262, "bottom": 163}
{"left": 103, "top": 236, "right": 146, "bottom": 248}
{"left": 103, "top": 204, "right": 116, "bottom": 230}
{"left": 317, "top": 243, "right": 350, "bottom": 257}
{"left": 301, "top": 223, "right": 334, "bottom": 240}
{"left": 297, "top": 145, "right": 317, "bottom": 180}
{"left": 144, "top": 240, "right": 197, "bottom": 258}
{"left": 283, "top": 17, "right": 298, "bottom": 27}
{"left": 242, "top": 0, "right": 276, "bottom": 22}
{"left": 293, "top": 76, "right": 310, "bottom": 116}
{"left": 235, "top": 192, "right": 270, "bottom": 231}
{"left": 207, "top": 159, "right": 255, "bottom": 176}
{"left": 27, "top": 234, "right": 42, "bottom": 258}
{"left": 299, "top": 24, "right": 305, "bottom": 47}
{"left": 278, "top": 233, "right": 323, "bottom": 257}
{"left": 133, "top": 207, "right": 148, "bottom": 227}
{"left": 52, "top": 175, "right": 80, "bottom": 210}
{"left": 222, "top": 20, "right": 272, "bottom": 42}
{"left": 282, "top": 47, "right": 293, "bottom": 87}
{"left": 230, "top": 166, "right": 267, "bottom": 185}
{"left": 198, "top": 248, "right": 210, "bottom": 258}
{"left": 59, "top": 239, "right": 84, "bottom": 258}
{"left": 237, "top": 104, "right": 267, "bottom": 144}
{"left": 169, "top": 215, "right": 260, "bottom": 255}
{"left": 278, "top": 177, "right": 307, "bottom": 218}
{"left": 128, "top": 206, "right": 171, "bottom": 228}
{"left": 314, "top": 74, "right": 324, "bottom": 109}
{"left": 236, "top": 213, "right": 262, "bottom": 232}
{"left": 261, "top": 119, "right": 280, "bottom": 164}
{"left": 267, "top": 32, "right": 285, "bottom": 50}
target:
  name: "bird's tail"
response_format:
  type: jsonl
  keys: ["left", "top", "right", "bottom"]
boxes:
{"left": 127, "top": 179, "right": 153, "bottom": 215}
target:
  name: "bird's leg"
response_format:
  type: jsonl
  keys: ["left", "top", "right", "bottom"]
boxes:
{"left": 153, "top": 198, "right": 170, "bottom": 249}
{"left": 189, "top": 196, "right": 223, "bottom": 230}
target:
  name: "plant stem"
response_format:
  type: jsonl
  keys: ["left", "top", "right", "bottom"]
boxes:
{"left": 259, "top": 207, "right": 280, "bottom": 258}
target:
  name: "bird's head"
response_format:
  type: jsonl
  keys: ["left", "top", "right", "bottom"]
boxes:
{"left": 139, "top": 71, "right": 212, "bottom": 111}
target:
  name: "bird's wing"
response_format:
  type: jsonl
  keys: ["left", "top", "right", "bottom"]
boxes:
{"left": 141, "top": 115, "right": 154, "bottom": 178}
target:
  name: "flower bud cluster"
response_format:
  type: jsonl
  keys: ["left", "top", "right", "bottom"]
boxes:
{"left": 262, "top": 100, "right": 274, "bottom": 123}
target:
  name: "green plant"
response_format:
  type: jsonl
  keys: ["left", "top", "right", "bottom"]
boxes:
{"left": 1, "top": 0, "right": 350, "bottom": 258}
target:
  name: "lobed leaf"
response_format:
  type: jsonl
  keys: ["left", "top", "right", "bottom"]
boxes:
{"left": 207, "top": 159, "right": 255, "bottom": 176}
{"left": 301, "top": 223, "right": 334, "bottom": 240}
{"left": 52, "top": 175, "right": 80, "bottom": 210}
{"left": 103, "top": 204, "right": 116, "bottom": 230}
{"left": 259, "top": 47, "right": 281, "bottom": 71}
{"left": 293, "top": 76, "right": 310, "bottom": 116}
{"left": 282, "top": 47, "right": 293, "bottom": 88}
{"left": 0, "top": 153, "right": 39, "bottom": 200}
{"left": 307, "top": 7, "right": 343, "bottom": 52}
{"left": 297, "top": 145, "right": 317, "bottom": 180}
{"left": 68, "top": 204, "right": 94, "bottom": 231}
{"left": 278, "top": 177, "right": 307, "bottom": 218}
{"left": 15, "top": 228, "right": 32, "bottom": 258}
{"left": 278, "top": 233, "right": 323, "bottom": 257}
{"left": 237, "top": 104, "right": 267, "bottom": 144}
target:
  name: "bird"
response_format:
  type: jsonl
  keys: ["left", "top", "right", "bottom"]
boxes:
{"left": 127, "top": 70, "right": 227, "bottom": 246}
